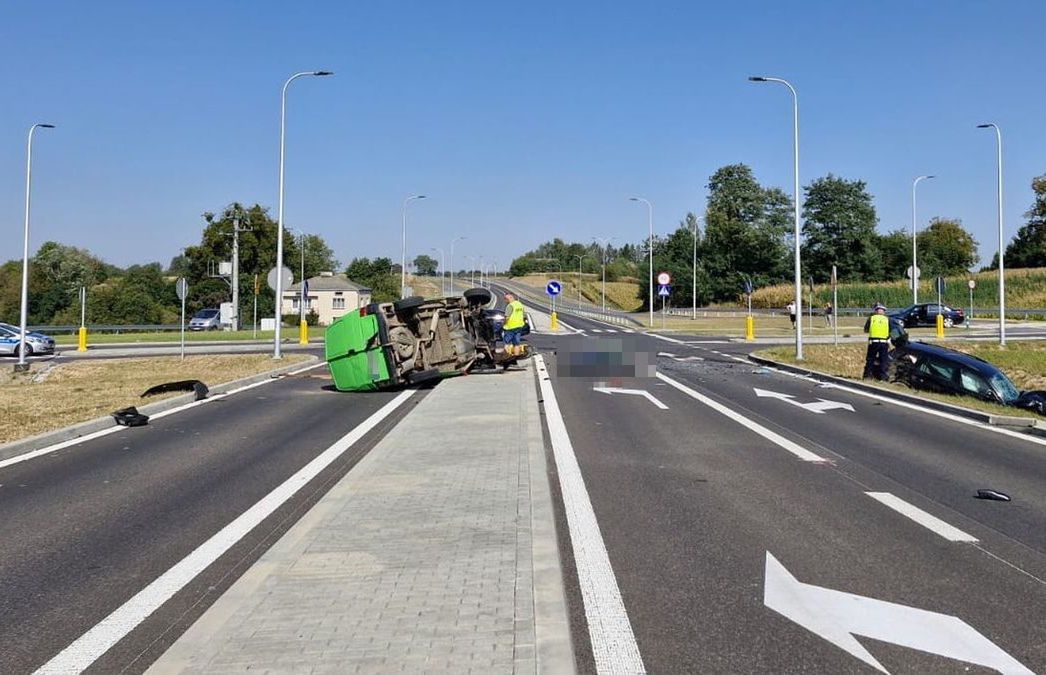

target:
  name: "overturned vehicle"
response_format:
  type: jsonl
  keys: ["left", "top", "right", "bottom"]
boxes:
{"left": 325, "top": 287, "right": 529, "bottom": 392}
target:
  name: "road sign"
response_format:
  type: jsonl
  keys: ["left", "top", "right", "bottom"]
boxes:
{"left": 968, "top": 279, "right": 976, "bottom": 290}
{"left": 546, "top": 280, "right": 562, "bottom": 296}
{"left": 175, "top": 277, "right": 188, "bottom": 301}
{"left": 656, "top": 271, "right": 672, "bottom": 285}
{"left": 657, "top": 284, "right": 671, "bottom": 297}
{"left": 906, "top": 265, "right": 921, "bottom": 280}
{"left": 764, "top": 551, "right": 1032, "bottom": 673}
{"left": 266, "top": 265, "right": 294, "bottom": 293}
{"left": 302, "top": 279, "right": 310, "bottom": 298}
{"left": 742, "top": 277, "right": 754, "bottom": 295}
{"left": 936, "top": 276, "right": 946, "bottom": 294}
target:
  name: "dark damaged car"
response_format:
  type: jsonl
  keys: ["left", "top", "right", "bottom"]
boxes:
{"left": 892, "top": 340, "right": 1046, "bottom": 414}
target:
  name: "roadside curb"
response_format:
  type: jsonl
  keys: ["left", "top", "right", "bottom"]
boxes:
{"left": 747, "top": 353, "right": 1044, "bottom": 432}
{"left": 0, "top": 355, "right": 320, "bottom": 463}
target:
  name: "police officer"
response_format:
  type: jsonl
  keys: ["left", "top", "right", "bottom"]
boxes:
{"left": 502, "top": 292, "right": 527, "bottom": 357}
{"left": 863, "top": 303, "right": 891, "bottom": 380}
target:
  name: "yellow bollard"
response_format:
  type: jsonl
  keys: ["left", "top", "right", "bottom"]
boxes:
{"left": 77, "top": 326, "right": 88, "bottom": 352}
{"left": 550, "top": 312, "right": 558, "bottom": 332}
{"left": 299, "top": 319, "right": 309, "bottom": 344}
{"left": 745, "top": 315, "right": 755, "bottom": 341}
{"left": 936, "top": 313, "right": 945, "bottom": 339}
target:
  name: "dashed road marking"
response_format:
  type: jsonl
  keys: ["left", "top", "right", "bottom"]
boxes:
{"left": 865, "top": 492, "right": 978, "bottom": 542}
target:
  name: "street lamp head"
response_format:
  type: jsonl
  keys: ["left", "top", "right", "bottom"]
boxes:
{"left": 313, "top": 71, "right": 334, "bottom": 76}
{"left": 977, "top": 123, "right": 993, "bottom": 129}
{"left": 748, "top": 76, "right": 768, "bottom": 82}
{"left": 38, "top": 124, "right": 56, "bottom": 129}
{"left": 416, "top": 195, "right": 427, "bottom": 199}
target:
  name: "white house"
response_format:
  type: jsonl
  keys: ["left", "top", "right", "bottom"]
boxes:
{"left": 282, "top": 272, "right": 372, "bottom": 326}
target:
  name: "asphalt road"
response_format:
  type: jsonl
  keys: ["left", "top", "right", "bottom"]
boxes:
{"left": 523, "top": 298, "right": 1046, "bottom": 673}
{"left": 0, "top": 367, "right": 418, "bottom": 673}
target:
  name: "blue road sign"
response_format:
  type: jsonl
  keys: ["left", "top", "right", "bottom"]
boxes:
{"left": 743, "top": 278, "right": 753, "bottom": 295}
{"left": 546, "top": 280, "right": 562, "bottom": 296}
{"left": 657, "top": 284, "right": 671, "bottom": 297}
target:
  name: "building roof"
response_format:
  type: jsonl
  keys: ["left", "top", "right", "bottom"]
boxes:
{"left": 286, "top": 274, "right": 371, "bottom": 293}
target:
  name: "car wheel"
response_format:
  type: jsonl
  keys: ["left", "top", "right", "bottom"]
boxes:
{"left": 405, "top": 368, "right": 441, "bottom": 386}
{"left": 14, "top": 343, "right": 32, "bottom": 358}
{"left": 463, "top": 288, "right": 493, "bottom": 307}
{"left": 393, "top": 296, "right": 426, "bottom": 313}
{"left": 944, "top": 317, "right": 954, "bottom": 328}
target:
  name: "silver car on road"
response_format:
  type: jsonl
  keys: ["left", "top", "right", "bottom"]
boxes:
{"left": 0, "top": 323, "right": 56, "bottom": 357}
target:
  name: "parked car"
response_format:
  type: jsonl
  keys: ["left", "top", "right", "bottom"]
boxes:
{"left": 188, "top": 308, "right": 221, "bottom": 331}
{"left": 892, "top": 340, "right": 1046, "bottom": 413}
{"left": 325, "top": 288, "right": 526, "bottom": 392}
{"left": 889, "top": 303, "right": 965, "bottom": 328}
{"left": 0, "top": 323, "right": 56, "bottom": 357}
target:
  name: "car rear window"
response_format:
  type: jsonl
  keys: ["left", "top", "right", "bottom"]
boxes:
{"left": 917, "top": 357, "right": 956, "bottom": 382}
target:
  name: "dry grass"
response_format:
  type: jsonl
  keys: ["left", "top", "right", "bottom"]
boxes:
{"left": 406, "top": 275, "right": 447, "bottom": 299}
{"left": 513, "top": 274, "right": 643, "bottom": 311}
{"left": 755, "top": 341, "right": 1046, "bottom": 419}
{"left": 0, "top": 354, "right": 310, "bottom": 444}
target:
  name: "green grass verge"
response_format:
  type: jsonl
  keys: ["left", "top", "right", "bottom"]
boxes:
{"left": 755, "top": 341, "right": 1046, "bottom": 420}
{"left": 53, "top": 329, "right": 326, "bottom": 345}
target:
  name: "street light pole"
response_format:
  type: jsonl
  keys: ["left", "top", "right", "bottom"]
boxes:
{"left": 593, "top": 237, "right": 616, "bottom": 313}
{"left": 630, "top": 196, "right": 654, "bottom": 328}
{"left": 430, "top": 247, "right": 446, "bottom": 295}
{"left": 750, "top": 75, "right": 803, "bottom": 360}
{"left": 450, "top": 236, "right": 466, "bottom": 293}
{"left": 401, "top": 194, "right": 427, "bottom": 298}
{"left": 911, "top": 175, "right": 935, "bottom": 305}
{"left": 274, "top": 70, "right": 332, "bottom": 359}
{"left": 978, "top": 123, "right": 1005, "bottom": 346}
{"left": 574, "top": 254, "right": 589, "bottom": 308}
{"left": 17, "top": 122, "right": 56, "bottom": 372}
{"left": 688, "top": 216, "right": 702, "bottom": 320}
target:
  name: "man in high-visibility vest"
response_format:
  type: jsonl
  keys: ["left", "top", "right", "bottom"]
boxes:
{"left": 862, "top": 303, "right": 891, "bottom": 380}
{"left": 502, "top": 292, "right": 527, "bottom": 357}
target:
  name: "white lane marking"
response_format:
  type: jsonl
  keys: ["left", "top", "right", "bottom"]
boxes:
{"left": 753, "top": 359, "right": 1046, "bottom": 450}
{"left": 656, "top": 372, "right": 825, "bottom": 463}
{"left": 35, "top": 388, "right": 416, "bottom": 674}
{"left": 0, "top": 362, "right": 327, "bottom": 471}
{"left": 533, "top": 355, "right": 645, "bottom": 673}
{"left": 753, "top": 388, "right": 855, "bottom": 414}
{"left": 657, "top": 352, "right": 704, "bottom": 362}
{"left": 593, "top": 386, "right": 669, "bottom": 409}
{"left": 865, "top": 492, "right": 978, "bottom": 542}
{"left": 591, "top": 329, "right": 604, "bottom": 333}
{"left": 649, "top": 332, "right": 686, "bottom": 344}
{"left": 764, "top": 552, "right": 1031, "bottom": 674}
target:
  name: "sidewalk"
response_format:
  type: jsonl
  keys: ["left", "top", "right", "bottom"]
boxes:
{"left": 149, "top": 363, "right": 574, "bottom": 674}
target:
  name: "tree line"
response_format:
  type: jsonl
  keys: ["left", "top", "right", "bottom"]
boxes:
{"left": 507, "top": 163, "right": 1026, "bottom": 310}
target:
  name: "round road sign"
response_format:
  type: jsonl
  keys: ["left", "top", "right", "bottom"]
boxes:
{"left": 968, "top": 279, "right": 976, "bottom": 290}
{"left": 906, "top": 265, "right": 921, "bottom": 280}
{"left": 267, "top": 265, "right": 294, "bottom": 293}
{"left": 175, "top": 277, "right": 188, "bottom": 301}
{"left": 546, "top": 280, "right": 562, "bottom": 296}
{"left": 656, "top": 271, "right": 672, "bottom": 285}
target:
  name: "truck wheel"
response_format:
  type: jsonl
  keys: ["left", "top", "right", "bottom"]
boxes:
{"left": 406, "top": 368, "right": 441, "bottom": 386}
{"left": 393, "top": 296, "right": 426, "bottom": 313}
{"left": 463, "top": 288, "right": 493, "bottom": 306}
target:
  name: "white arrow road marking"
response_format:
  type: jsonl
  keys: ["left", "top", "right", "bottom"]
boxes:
{"left": 754, "top": 387, "right": 855, "bottom": 414}
{"left": 763, "top": 552, "right": 1033, "bottom": 674}
{"left": 593, "top": 386, "right": 669, "bottom": 409}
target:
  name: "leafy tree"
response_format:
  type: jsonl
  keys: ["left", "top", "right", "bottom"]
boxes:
{"left": 413, "top": 254, "right": 439, "bottom": 276}
{"left": 287, "top": 234, "right": 339, "bottom": 280}
{"left": 877, "top": 229, "right": 912, "bottom": 281}
{"left": 648, "top": 215, "right": 711, "bottom": 308}
{"left": 801, "top": 175, "right": 881, "bottom": 282}
{"left": 698, "top": 164, "right": 791, "bottom": 303}
{"left": 917, "top": 217, "right": 979, "bottom": 276}
{"left": 345, "top": 256, "right": 398, "bottom": 302}
{"left": 1000, "top": 175, "right": 1046, "bottom": 269}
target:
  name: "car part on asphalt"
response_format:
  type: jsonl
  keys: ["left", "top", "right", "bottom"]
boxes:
{"left": 112, "top": 406, "right": 150, "bottom": 427}
{"left": 975, "top": 489, "right": 1011, "bottom": 502}
{"left": 141, "top": 380, "right": 209, "bottom": 401}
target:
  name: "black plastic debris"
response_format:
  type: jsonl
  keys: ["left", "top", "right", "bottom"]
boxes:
{"left": 975, "top": 489, "right": 1011, "bottom": 502}
{"left": 112, "top": 406, "right": 150, "bottom": 427}
{"left": 141, "top": 380, "right": 208, "bottom": 401}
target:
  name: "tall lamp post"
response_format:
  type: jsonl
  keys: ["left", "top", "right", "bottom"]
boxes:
{"left": 273, "top": 70, "right": 332, "bottom": 359}
{"left": 450, "top": 236, "right": 466, "bottom": 293}
{"left": 574, "top": 254, "right": 589, "bottom": 308}
{"left": 17, "top": 123, "right": 56, "bottom": 372}
{"left": 978, "top": 123, "right": 1005, "bottom": 346}
{"left": 400, "top": 194, "right": 427, "bottom": 298}
{"left": 911, "top": 175, "right": 935, "bottom": 305}
{"left": 687, "top": 216, "right": 702, "bottom": 320}
{"left": 629, "top": 196, "right": 654, "bottom": 328}
{"left": 430, "top": 247, "right": 446, "bottom": 295}
{"left": 750, "top": 75, "right": 803, "bottom": 360}
{"left": 593, "top": 237, "right": 616, "bottom": 313}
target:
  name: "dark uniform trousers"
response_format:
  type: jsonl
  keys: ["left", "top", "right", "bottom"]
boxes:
{"left": 863, "top": 339, "right": 890, "bottom": 381}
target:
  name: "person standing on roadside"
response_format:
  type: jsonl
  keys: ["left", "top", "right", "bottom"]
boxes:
{"left": 787, "top": 300, "right": 796, "bottom": 329}
{"left": 824, "top": 302, "right": 833, "bottom": 327}
{"left": 502, "top": 292, "right": 527, "bottom": 357}
{"left": 863, "top": 303, "right": 891, "bottom": 380}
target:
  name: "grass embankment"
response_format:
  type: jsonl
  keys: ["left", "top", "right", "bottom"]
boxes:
{"left": 513, "top": 274, "right": 643, "bottom": 311}
{"left": 0, "top": 354, "right": 311, "bottom": 444}
{"left": 53, "top": 329, "right": 283, "bottom": 345}
{"left": 751, "top": 267, "right": 1046, "bottom": 313}
{"left": 755, "top": 341, "right": 1046, "bottom": 419}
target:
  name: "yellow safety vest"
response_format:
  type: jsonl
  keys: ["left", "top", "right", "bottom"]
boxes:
{"left": 504, "top": 300, "right": 526, "bottom": 330}
{"left": 868, "top": 314, "right": 890, "bottom": 339}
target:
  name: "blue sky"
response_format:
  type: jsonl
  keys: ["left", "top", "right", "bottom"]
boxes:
{"left": 0, "top": 1, "right": 1042, "bottom": 273}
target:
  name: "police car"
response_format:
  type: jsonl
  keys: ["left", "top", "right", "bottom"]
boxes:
{"left": 0, "top": 323, "right": 56, "bottom": 357}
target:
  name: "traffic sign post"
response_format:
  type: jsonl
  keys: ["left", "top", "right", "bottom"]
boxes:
{"left": 176, "top": 277, "right": 189, "bottom": 360}
{"left": 77, "top": 285, "right": 88, "bottom": 352}
{"left": 742, "top": 276, "right": 755, "bottom": 341}
{"left": 658, "top": 283, "right": 671, "bottom": 329}
{"left": 936, "top": 276, "right": 946, "bottom": 338}
{"left": 968, "top": 279, "right": 976, "bottom": 331}
{"left": 547, "top": 280, "right": 562, "bottom": 331}
{"left": 832, "top": 265, "right": 839, "bottom": 345}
